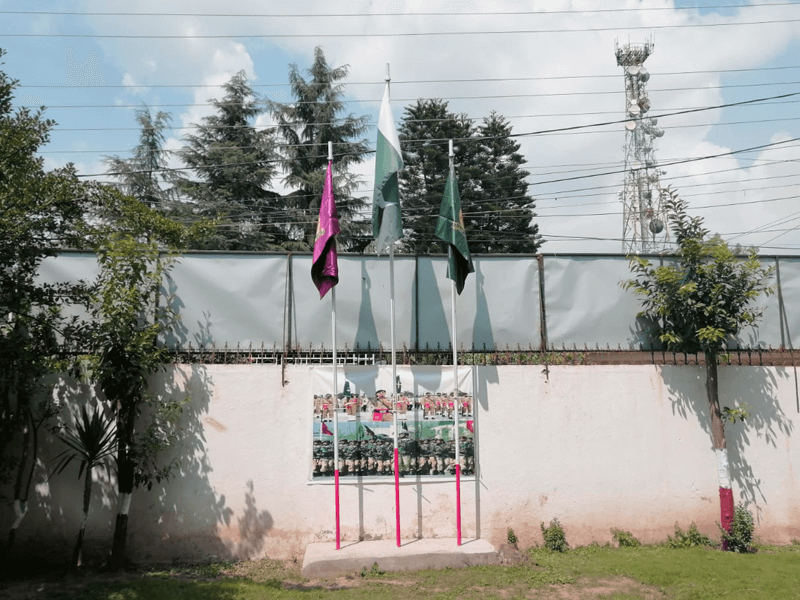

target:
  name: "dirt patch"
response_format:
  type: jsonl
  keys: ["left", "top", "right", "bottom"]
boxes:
{"left": 532, "top": 577, "right": 662, "bottom": 599}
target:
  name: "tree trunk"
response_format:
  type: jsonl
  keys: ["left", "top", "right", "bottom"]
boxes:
{"left": 705, "top": 350, "right": 734, "bottom": 547}
{"left": 73, "top": 467, "right": 93, "bottom": 568}
{"left": 6, "top": 408, "right": 33, "bottom": 552}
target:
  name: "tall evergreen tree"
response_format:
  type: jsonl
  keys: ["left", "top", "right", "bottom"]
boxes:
{"left": 268, "top": 47, "right": 371, "bottom": 251}
{"left": 103, "top": 105, "right": 175, "bottom": 210}
{"left": 398, "top": 99, "right": 478, "bottom": 254}
{"left": 398, "top": 100, "right": 542, "bottom": 254}
{"left": 177, "top": 71, "right": 281, "bottom": 250}
{"left": 471, "top": 113, "right": 542, "bottom": 253}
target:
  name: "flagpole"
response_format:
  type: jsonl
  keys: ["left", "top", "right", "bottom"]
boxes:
{"left": 384, "top": 64, "right": 402, "bottom": 549}
{"left": 326, "top": 141, "right": 342, "bottom": 551}
{"left": 448, "top": 139, "right": 462, "bottom": 546}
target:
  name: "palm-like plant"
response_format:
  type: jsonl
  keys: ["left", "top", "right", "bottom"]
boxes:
{"left": 52, "top": 405, "right": 116, "bottom": 568}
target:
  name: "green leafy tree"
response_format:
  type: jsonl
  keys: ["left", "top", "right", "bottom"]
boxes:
{"left": 398, "top": 101, "right": 542, "bottom": 254}
{"left": 0, "top": 48, "right": 93, "bottom": 550}
{"left": 177, "top": 71, "right": 281, "bottom": 250}
{"left": 86, "top": 191, "right": 200, "bottom": 570}
{"left": 51, "top": 405, "right": 116, "bottom": 568}
{"left": 103, "top": 105, "right": 176, "bottom": 210}
{"left": 268, "top": 46, "right": 371, "bottom": 250}
{"left": 623, "top": 190, "right": 773, "bottom": 545}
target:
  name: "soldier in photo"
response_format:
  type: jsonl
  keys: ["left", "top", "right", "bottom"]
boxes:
{"left": 312, "top": 439, "right": 322, "bottom": 476}
{"left": 399, "top": 431, "right": 415, "bottom": 474}
{"left": 321, "top": 439, "right": 334, "bottom": 475}
{"left": 460, "top": 393, "right": 472, "bottom": 417}
{"left": 462, "top": 436, "right": 475, "bottom": 475}
{"left": 423, "top": 392, "right": 433, "bottom": 420}
{"left": 444, "top": 438, "right": 456, "bottom": 474}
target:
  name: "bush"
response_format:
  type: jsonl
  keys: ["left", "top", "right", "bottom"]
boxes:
{"left": 506, "top": 527, "right": 518, "bottom": 548}
{"left": 541, "top": 519, "right": 569, "bottom": 552}
{"left": 667, "top": 522, "right": 715, "bottom": 549}
{"left": 721, "top": 503, "right": 755, "bottom": 553}
{"left": 611, "top": 528, "right": 640, "bottom": 548}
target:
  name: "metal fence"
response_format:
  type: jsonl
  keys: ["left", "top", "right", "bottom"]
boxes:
{"left": 39, "top": 251, "right": 800, "bottom": 351}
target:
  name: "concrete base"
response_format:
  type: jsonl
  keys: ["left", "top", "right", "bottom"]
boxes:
{"left": 302, "top": 538, "right": 497, "bottom": 578}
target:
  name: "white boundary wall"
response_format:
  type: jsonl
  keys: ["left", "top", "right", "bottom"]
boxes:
{"left": 2, "top": 363, "right": 799, "bottom": 562}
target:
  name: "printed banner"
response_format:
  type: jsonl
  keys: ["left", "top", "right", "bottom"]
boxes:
{"left": 310, "top": 366, "right": 475, "bottom": 479}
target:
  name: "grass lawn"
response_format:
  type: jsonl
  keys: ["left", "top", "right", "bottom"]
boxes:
{"left": 2, "top": 544, "right": 799, "bottom": 599}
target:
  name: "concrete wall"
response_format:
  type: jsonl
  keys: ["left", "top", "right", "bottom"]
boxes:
{"left": 3, "top": 363, "right": 799, "bottom": 563}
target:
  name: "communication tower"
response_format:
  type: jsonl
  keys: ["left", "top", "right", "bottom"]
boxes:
{"left": 616, "top": 39, "right": 669, "bottom": 254}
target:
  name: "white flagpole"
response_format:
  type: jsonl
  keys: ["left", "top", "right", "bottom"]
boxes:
{"left": 329, "top": 141, "right": 341, "bottom": 551}
{"left": 449, "top": 139, "right": 462, "bottom": 546}
{"left": 385, "top": 63, "right": 402, "bottom": 548}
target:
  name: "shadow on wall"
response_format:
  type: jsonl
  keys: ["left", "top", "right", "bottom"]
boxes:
{"left": 661, "top": 364, "right": 794, "bottom": 522}
{"left": 135, "top": 365, "right": 273, "bottom": 562}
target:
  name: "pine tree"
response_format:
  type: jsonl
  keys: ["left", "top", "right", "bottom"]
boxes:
{"left": 398, "top": 99, "right": 477, "bottom": 254}
{"left": 398, "top": 101, "right": 542, "bottom": 254}
{"left": 103, "top": 105, "right": 175, "bottom": 210}
{"left": 471, "top": 113, "right": 542, "bottom": 253}
{"left": 177, "top": 71, "right": 281, "bottom": 250}
{"left": 268, "top": 47, "right": 371, "bottom": 251}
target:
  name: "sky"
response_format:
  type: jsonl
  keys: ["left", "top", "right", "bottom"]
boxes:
{"left": 2, "top": 0, "right": 800, "bottom": 255}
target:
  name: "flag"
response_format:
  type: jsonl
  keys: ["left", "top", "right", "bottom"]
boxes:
{"left": 466, "top": 420, "right": 474, "bottom": 433}
{"left": 311, "top": 161, "right": 340, "bottom": 298}
{"left": 372, "top": 81, "right": 404, "bottom": 253}
{"left": 322, "top": 422, "right": 333, "bottom": 436}
{"left": 435, "top": 166, "right": 474, "bottom": 294}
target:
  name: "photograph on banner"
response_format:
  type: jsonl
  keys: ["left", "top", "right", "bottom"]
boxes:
{"left": 310, "top": 366, "right": 475, "bottom": 479}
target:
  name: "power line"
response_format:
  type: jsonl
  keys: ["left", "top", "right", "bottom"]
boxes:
{"left": 18, "top": 64, "right": 800, "bottom": 89}
{"left": 7, "top": 18, "right": 800, "bottom": 38}
{"left": 6, "top": 4, "right": 798, "bottom": 18}
{"left": 15, "top": 82, "right": 800, "bottom": 109}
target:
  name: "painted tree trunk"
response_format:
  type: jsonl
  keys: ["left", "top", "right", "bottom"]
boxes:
{"left": 109, "top": 404, "right": 135, "bottom": 571}
{"left": 73, "top": 467, "right": 93, "bottom": 568}
{"left": 705, "top": 350, "right": 734, "bottom": 548}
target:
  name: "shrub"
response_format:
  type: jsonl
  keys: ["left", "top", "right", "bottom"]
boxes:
{"left": 721, "top": 503, "right": 755, "bottom": 553}
{"left": 541, "top": 519, "right": 569, "bottom": 553}
{"left": 507, "top": 527, "right": 518, "bottom": 548}
{"left": 667, "top": 522, "right": 715, "bottom": 548}
{"left": 611, "top": 528, "right": 641, "bottom": 548}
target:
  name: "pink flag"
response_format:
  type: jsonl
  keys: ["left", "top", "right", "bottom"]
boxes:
{"left": 466, "top": 420, "right": 474, "bottom": 433}
{"left": 322, "top": 422, "right": 333, "bottom": 436}
{"left": 311, "top": 161, "right": 340, "bottom": 298}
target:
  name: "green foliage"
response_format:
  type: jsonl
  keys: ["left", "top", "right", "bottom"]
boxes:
{"left": 721, "top": 402, "right": 751, "bottom": 424}
{"left": 268, "top": 47, "right": 371, "bottom": 251}
{"left": 398, "top": 100, "right": 541, "bottom": 254}
{"left": 177, "top": 71, "right": 281, "bottom": 250}
{"left": 623, "top": 189, "right": 774, "bottom": 355}
{"left": 359, "top": 562, "right": 385, "bottom": 578}
{"left": 541, "top": 518, "right": 569, "bottom": 552}
{"left": 507, "top": 527, "right": 518, "bottom": 547}
{"left": 0, "top": 47, "right": 92, "bottom": 512}
{"left": 667, "top": 522, "right": 716, "bottom": 549}
{"left": 720, "top": 503, "right": 756, "bottom": 553}
{"left": 104, "top": 105, "right": 177, "bottom": 210}
{"left": 611, "top": 528, "right": 641, "bottom": 548}
{"left": 52, "top": 404, "right": 116, "bottom": 481}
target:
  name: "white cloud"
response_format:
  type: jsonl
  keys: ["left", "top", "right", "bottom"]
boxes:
{"left": 57, "top": 0, "right": 800, "bottom": 253}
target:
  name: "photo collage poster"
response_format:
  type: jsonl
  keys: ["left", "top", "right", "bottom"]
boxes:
{"left": 310, "top": 366, "right": 475, "bottom": 479}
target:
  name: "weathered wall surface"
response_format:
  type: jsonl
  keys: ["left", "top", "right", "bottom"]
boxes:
{"left": 2, "top": 363, "right": 798, "bottom": 562}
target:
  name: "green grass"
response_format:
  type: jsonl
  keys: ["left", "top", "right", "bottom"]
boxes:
{"left": 3, "top": 545, "right": 799, "bottom": 600}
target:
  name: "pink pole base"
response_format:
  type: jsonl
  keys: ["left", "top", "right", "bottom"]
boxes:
{"left": 335, "top": 470, "right": 341, "bottom": 550}
{"left": 394, "top": 448, "right": 401, "bottom": 547}
{"left": 455, "top": 464, "right": 462, "bottom": 546}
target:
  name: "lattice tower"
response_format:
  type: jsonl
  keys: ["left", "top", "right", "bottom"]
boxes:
{"left": 616, "top": 40, "right": 670, "bottom": 254}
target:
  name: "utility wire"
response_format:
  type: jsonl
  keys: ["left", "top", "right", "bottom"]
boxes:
{"left": 7, "top": 18, "right": 800, "bottom": 38}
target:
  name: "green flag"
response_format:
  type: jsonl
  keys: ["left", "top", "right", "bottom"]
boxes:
{"left": 435, "top": 166, "right": 474, "bottom": 294}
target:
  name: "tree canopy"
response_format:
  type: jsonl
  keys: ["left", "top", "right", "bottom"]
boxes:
{"left": 398, "top": 99, "right": 542, "bottom": 254}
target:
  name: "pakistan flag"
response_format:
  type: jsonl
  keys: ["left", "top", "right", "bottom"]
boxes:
{"left": 435, "top": 166, "right": 474, "bottom": 295}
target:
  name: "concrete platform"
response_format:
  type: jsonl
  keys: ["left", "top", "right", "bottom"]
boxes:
{"left": 302, "top": 538, "right": 497, "bottom": 578}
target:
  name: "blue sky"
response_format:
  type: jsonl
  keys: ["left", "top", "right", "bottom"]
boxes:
{"left": 2, "top": 0, "right": 800, "bottom": 254}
